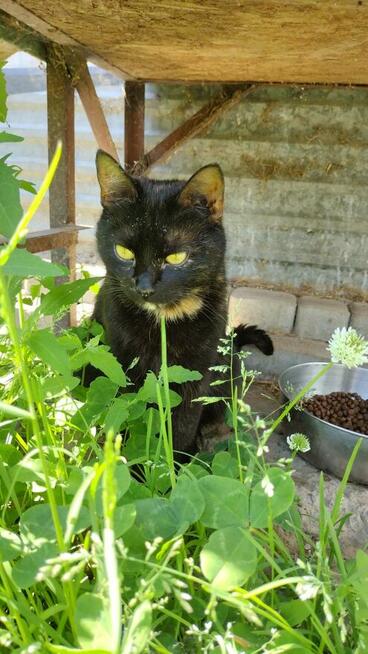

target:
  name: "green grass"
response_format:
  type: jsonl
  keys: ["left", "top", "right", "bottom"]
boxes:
{"left": 0, "top": 245, "right": 367, "bottom": 654}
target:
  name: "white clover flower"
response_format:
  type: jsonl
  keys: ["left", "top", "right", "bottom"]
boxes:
{"left": 256, "top": 444, "right": 269, "bottom": 457}
{"left": 327, "top": 327, "right": 368, "bottom": 368}
{"left": 296, "top": 576, "right": 320, "bottom": 601}
{"left": 254, "top": 417, "right": 266, "bottom": 430}
{"left": 261, "top": 474, "right": 274, "bottom": 497}
{"left": 287, "top": 433, "right": 311, "bottom": 453}
{"left": 323, "top": 594, "right": 333, "bottom": 624}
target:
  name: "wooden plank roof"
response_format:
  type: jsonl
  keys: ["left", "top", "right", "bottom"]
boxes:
{"left": 1, "top": 0, "right": 368, "bottom": 85}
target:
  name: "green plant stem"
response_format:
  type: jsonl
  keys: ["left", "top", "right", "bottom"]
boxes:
{"left": 156, "top": 383, "right": 176, "bottom": 488}
{"left": 229, "top": 333, "right": 244, "bottom": 483}
{"left": 0, "top": 562, "right": 30, "bottom": 644}
{"left": 103, "top": 432, "right": 122, "bottom": 654}
{"left": 160, "top": 316, "right": 176, "bottom": 487}
{"left": 0, "top": 460, "right": 22, "bottom": 518}
{"left": 128, "top": 553, "right": 316, "bottom": 647}
{"left": 0, "top": 143, "right": 62, "bottom": 266}
{"left": 0, "top": 272, "right": 64, "bottom": 543}
{"left": 0, "top": 268, "right": 77, "bottom": 637}
{"left": 267, "top": 361, "right": 333, "bottom": 441}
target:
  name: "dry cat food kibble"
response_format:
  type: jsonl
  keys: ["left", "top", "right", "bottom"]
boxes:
{"left": 303, "top": 391, "right": 368, "bottom": 435}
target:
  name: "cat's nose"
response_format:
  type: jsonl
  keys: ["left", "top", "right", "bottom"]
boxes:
{"left": 135, "top": 272, "right": 154, "bottom": 298}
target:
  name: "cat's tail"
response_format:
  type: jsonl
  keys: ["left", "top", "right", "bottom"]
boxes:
{"left": 233, "top": 324, "right": 274, "bottom": 356}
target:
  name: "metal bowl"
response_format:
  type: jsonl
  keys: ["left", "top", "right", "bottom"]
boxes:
{"left": 279, "top": 362, "right": 368, "bottom": 485}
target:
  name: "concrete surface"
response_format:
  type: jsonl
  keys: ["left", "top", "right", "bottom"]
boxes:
{"left": 294, "top": 295, "right": 350, "bottom": 340}
{"left": 229, "top": 287, "right": 297, "bottom": 333}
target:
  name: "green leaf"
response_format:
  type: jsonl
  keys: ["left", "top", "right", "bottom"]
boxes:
{"left": 39, "top": 374, "right": 80, "bottom": 400}
{"left": 166, "top": 389, "right": 182, "bottom": 408}
{"left": 40, "top": 277, "right": 102, "bottom": 316}
{"left": 0, "top": 400, "right": 33, "bottom": 420}
{"left": 137, "top": 372, "right": 181, "bottom": 408}
{"left": 280, "top": 599, "right": 311, "bottom": 626}
{"left": 2, "top": 248, "right": 65, "bottom": 277}
{"left": 179, "top": 462, "right": 208, "bottom": 480}
{"left": 0, "top": 65, "right": 6, "bottom": 122}
{"left": 170, "top": 476, "right": 205, "bottom": 531}
{"left": 0, "top": 527, "right": 22, "bottom": 562}
{"left": 122, "top": 479, "right": 151, "bottom": 503}
{"left": 18, "top": 179, "right": 36, "bottom": 194}
{"left": 200, "top": 526, "right": 257, "bottom": 590}
{"left": 121, "top": 600, "right": 152, "bottom": 654}
{"left": 74, "top": 346, "right": 126, "bottom": 387}
{"left": 193, "top": 396, "right": 223, "bottom": 405}
{"left": 0, "top": 157, "right": 22, "bottom": 238}
{"left": 198, "top": 475, "right": 249, "bottom": 529}
{"left": 12, "top": 541, "right": 59, "bottom": 589}
{"left": 28, "top": 329, "right": 71, "bottom": 377}
{"left": 134, "top": 498, "right": 178, "bottom": 540}
{"left": 94, "top": 463, "right": 131, "bottom": 515}
{"left": 114, "top": 503, "right": 136, "bottom": 538}
{"left": 271, "top": 632, "right": 313, "bottom": 653}
{"left": 15, "top": 457, "right": 57, "bottom": 485}
{"left": 211, "top": 451, "right": 239, "bottom": 478}
{"left": 166, "top": 365, "right": 202, "bottom": 383}
{"left": 126, "top": 399, "right": 146, "bottom": 422}
{"left": 104, "top": 397, "right": 129, "bottom": 434}
{"left": 19, "top": 503, "right": 91, "bottom": 547}
{"left": 249, "top": 468, "right": 295, "bottom": 529}
{"left": 0, "top": 131, "right": 23, "bottom": 143}
{"left": 71, "top": 378, "right": 118, "bottom": 431}
{"left": 136, "top": 371, "right": 158, "bottom": 403}
{"left": 0, "top": 444, "right": 22, "bottom": 466}
{"left": 46, "top": 645, "right": 110, "bottom": 654}
{"left": 58, "top": 332, "right": 82, "bottom": 351}
{"left": 75, "top": 593, "right": 112, "bottom": 651}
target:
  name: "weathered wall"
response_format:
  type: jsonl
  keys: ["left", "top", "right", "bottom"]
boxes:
{"left": 149, "top": 85, "right": 368, "bottom": 297}
{"left": 2, "top": 62, "right": 368, "bottom": 298}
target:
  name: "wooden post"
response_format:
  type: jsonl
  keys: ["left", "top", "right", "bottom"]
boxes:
{"left": 68, "top": 57, "right": 119, "bottom": 161}
{"left": 124, "top": 81, "right": 145, "bottom": 172}
{"left": 47, "top": 48, "right": 76, "bottom": 325}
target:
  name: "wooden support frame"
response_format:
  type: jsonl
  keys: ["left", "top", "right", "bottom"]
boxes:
{"left": 1, "top": 2, "right": 256, "bottom": 327}
{"left": 67, "top": 55, "right": 119, "bottom": 161}
{"left": 0, "top": 226, "right": 88, "bottom": 253}
{"left": 46, "top": 46, "right": 77, "bottom": 325}
{"left": 145, "top": 84, "right": 253, "bottom": 173}
{"left": 0, "top": 0, "right": 134, "bottom": 80}
{"left": 124, "top": 81, "right": 145, "bottom": 171}
{"left": 126, "top": 84, "right": 254, "bottom": 175}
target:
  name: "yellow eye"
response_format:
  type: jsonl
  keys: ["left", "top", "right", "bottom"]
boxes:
{"left": 115, "top": 244, "right": 135, "bottom": 261}
{"left": 165, "top": 252, "right": 187, "bottom": 266}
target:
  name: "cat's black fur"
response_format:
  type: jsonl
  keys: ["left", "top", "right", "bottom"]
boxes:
{"left": 91, "top": 151, "right": 273, "bottom": 456}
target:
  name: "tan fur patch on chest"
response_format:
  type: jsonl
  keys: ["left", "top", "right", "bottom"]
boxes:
{"left": 144, "top": 294, "right": 203, "bottom": 322}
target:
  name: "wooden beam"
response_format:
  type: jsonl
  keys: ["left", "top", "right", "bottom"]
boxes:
{"left": 0, "top": 0, "right": 135, "bottom": 79}
{"left": 6, "top": 0, "right": 368, "bottom": 85}
{"left": 47, "top": 45, "right": 76, "bottom": 325}
{"left": 136, "top": 84, "right": 254, "bottom": 174}
{"left": 0, "top": 225, "right": 88, "bottom": 253}
{"left": 67, "top": 57, "right": 119, "bottom": 161}
{"left": 0, "top": 8, "right": 46, "bottom": 60}
{"left": 124, "top": 81, "right": 145, "bottom": 171}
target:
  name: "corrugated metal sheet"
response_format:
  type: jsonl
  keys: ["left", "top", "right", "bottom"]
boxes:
{"left": 1, "top": 64, "right": 368, "bottom": 295}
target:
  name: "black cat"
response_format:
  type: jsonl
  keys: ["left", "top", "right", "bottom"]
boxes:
{"left": 92, "top": 150, "right": 273, "bottom": 456}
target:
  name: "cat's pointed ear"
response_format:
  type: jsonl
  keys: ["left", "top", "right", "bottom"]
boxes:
{"left": 178, "top": 164, "right": 224, "bottom": 222}
{"left": 96, "top": 150, "right": 137, "bottom": 206}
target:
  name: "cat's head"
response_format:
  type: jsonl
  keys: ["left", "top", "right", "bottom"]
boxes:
{"left": 95, "top": 150, "right": 226, "bottom": 321}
